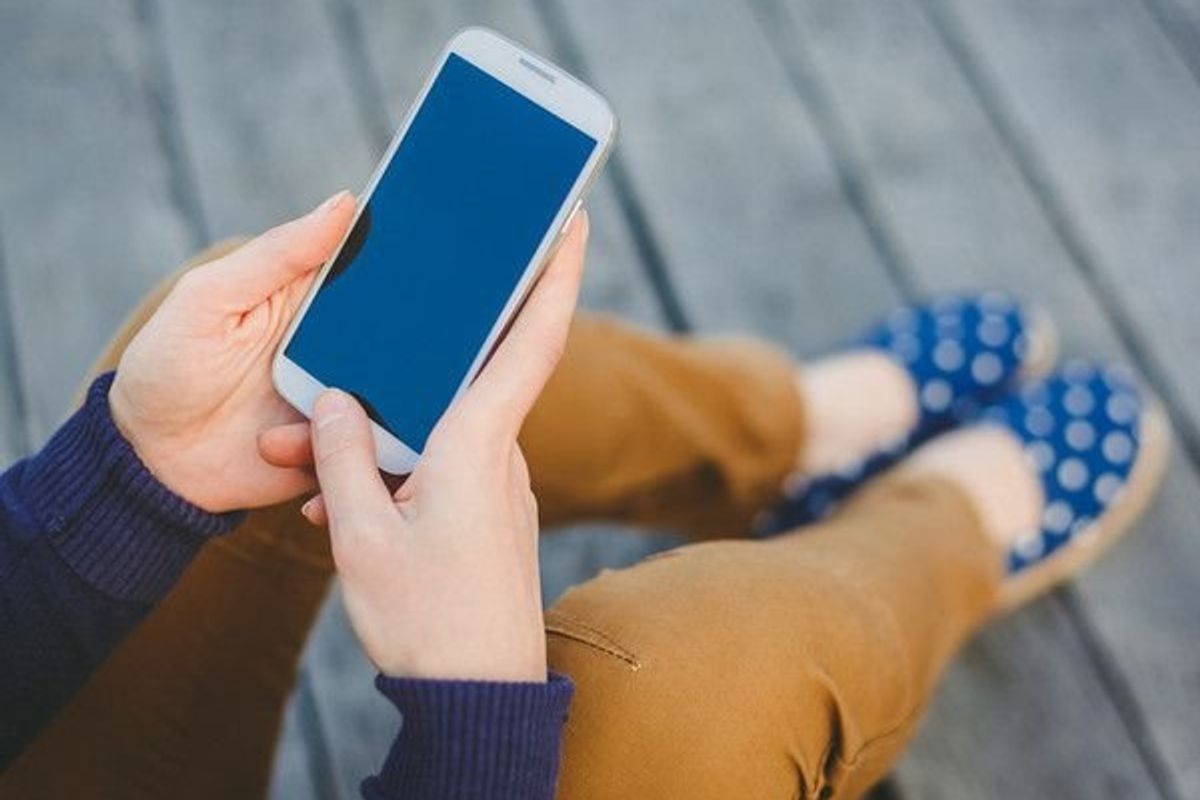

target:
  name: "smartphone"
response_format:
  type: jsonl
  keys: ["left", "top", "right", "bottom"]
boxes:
{"left": 273, "top": 27, "right": 616, "bottom": 474}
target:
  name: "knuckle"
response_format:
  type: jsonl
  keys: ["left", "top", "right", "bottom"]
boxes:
{"left": 315, "top": 427, "right": 359, "bottom": 467}
{"left": 254, "top": 224, "right": 294, "bottom": 264}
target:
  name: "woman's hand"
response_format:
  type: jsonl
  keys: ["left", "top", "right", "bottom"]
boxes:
{"left": 289, "top": 213, "right": 587, "bottom": 682}
{"left": 109, "top": 192, "right": 356, "bottom": 512}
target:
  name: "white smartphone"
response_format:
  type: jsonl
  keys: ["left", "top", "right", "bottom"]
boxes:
{"left": 273, "top": 27, "right": 616, "bottom": 474}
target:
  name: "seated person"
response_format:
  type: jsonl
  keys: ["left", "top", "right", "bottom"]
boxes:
{"left": 0, "top": 194, "right": 1168, "bottom": 798}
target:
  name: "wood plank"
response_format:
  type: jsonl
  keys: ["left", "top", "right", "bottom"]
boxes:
{"left": 548, "top": 0, "right": 902, "bottom": 351}
{"left": 0, "top": 0, "right": 198, "bottom": 442}
{"left": 0, "top": 240, "right": 30, "bottom": 464}
{"left": 0, "top": 1, "right": 668, "bottom": 796}
{"left": 899, "top": 604, "right": 1159, "bottom": 798}
{"left": 157, "top": 0, "right": 378, "bottom": 236}
{"left": 1135, "top": 0, "right": 1200, "bottom": 114}
{"left": 297, "top": 590, "right": 400, "bottom": 800}
{"left": 758, "top": 0, "right": 1197, "bottom": 795}
{"left": 293, "top": 1, "right": 675, "bottom": 793}
{"left": 160, "top": 1, "right": 670, "bottom": 794}
{"left": 539, "top": 526, "right": 683, "bottom": 606}
{"left": 926, "top": 0, "right": 1200, "bottom": 441}
{"left": 557, "top": 0, "right": 1166, "bottom": 797}
{"left": 334, "top": 0, "right": 662, "bottom": 327}
{"left": 912, "top": 3, "right": 1200, "bottom": 795}
{"left": 153, "top": 4, "right": 381, "bottom": 796}
{"left": 267, "top": 668, "right": 327, "bottom": 800}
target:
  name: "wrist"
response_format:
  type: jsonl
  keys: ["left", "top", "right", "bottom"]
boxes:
{"left": 107, "top": 383, "right": 215, "bottom": 514}
{"left": 368, "top": 672, "right": 573, "bottom": 797}
{"left": 382, "top": 651, "right": 548, "bottom": 684}
{"left": 21, "top": 372, "right": 242, "bottom": 602}
{"left": 372, "top": 625, "right": 547, "bottom": 683}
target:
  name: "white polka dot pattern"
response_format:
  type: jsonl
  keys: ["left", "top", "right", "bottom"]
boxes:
{"left": 757, "top": 291, "right": 1036, "bottom": 537}
{"left": 1094, "top": 473, "right": 1124, "bottom": 505}
{"left": 971, "top": 352, "right": 1004, "bottom": 384}
{"left": 977, "top": 315, "right": 1010, "bottom": 348}
{"left": 921, "top": 379, "right": 952, "bottom": 412}
{"left": 1043, "top": 500, "right": 1074, "bottom": 534}
{"left": 1026, "top": 440, "right": 1055, "bottom": 473}
{"left": 985, "top": 364, "right": 1143, "bottom": 575}
{"left": 933, "top": 339, "right": 965, "bottom": 371}
{"left": 1064, "top": 385, "right": 1095, "bottom": 417}
{"left": 1025, "top": 407, "right": 1055, "bottom": 437}
{"left": 1057, "top": 458, "right": 1089, "bottom": 492}
{"left": 1065, "top": 420, "right": 1096, "bottom": 451}
{"left": 1106, "top": 394, "right": 1138, "bottom": 425}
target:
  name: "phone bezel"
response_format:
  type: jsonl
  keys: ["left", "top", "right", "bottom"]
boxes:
{"left": 272, "top": 26, "right": 616, "bottom": 474}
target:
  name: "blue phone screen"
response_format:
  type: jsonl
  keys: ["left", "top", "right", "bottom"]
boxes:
{"left": 286, "top": 53, "right": 596, "bottom": 450}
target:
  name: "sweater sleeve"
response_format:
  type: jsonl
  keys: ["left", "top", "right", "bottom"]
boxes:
{"left": 0, "top": 372, "right": 242, "bottom": 767}
{"left": 362, "top": 671, "right": 575, "bottom": 800}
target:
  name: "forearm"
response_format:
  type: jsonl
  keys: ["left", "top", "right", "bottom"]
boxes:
{"left": 362, "top": 671, "right": 574, "bottom": 800}
{"left": 0, "top": 372, "right": 240, "bottom": 766}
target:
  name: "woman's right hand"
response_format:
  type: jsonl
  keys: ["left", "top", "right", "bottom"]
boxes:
{"left": 296, "top": 213, "right": 587, "bottom": 682}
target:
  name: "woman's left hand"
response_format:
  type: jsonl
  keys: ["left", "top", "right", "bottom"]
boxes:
{"left": 108, "top": 191, "right": 355, "bottom": 513}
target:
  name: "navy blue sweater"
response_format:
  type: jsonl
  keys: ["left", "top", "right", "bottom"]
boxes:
{"left": 0, "top": 373, "right": 573, "bottom": 798}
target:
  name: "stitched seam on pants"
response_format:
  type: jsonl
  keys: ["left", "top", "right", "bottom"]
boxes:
{"left": 545, "top": 612, "right": 641, "bottom": 670}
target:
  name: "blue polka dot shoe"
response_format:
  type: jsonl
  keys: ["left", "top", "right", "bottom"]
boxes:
{"left": 977, "top": 361, "right": 1170, "bottom": 610}
{"left": 756, "top": 291, "right": 1057, "bottom": 535}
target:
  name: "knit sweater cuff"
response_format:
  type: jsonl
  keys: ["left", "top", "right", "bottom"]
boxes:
{"left": 18, "top": 372, "right": 243, "bottom": 604}
{"left": 363, "top": 671, "right": 575, "bottom": 800}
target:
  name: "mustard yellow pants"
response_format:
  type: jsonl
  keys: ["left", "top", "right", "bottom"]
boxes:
{"left": 1, "top": 242, "right": 1001, "bottom": 799}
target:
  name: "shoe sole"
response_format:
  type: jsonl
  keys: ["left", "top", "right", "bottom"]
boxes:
{"left": 995, "top": 397, "right": 1172, "bottom": 614}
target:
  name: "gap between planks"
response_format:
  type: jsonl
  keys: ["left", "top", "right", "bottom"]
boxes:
{"left": 0, "top": 225, "right": 32, "bottom": 460}
{"left": 748, "top": 0, "right": 1189, "bottom": 797}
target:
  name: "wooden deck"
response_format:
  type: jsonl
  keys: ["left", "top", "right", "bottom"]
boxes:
{"left": 2, "top": 0, "right": 1198, "bottom": 797}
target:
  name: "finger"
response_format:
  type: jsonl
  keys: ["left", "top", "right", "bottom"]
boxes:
{"left": 300, "top": 494, "right": 328, "bottom": 527}
{"left": 310, "top": 389, "right": 393, "bottom": 532}
{"left": 199, "top": 191, "right": 356, "bottom": 312}
{"left": 258, "top": 422, "right": 314, "bottom": 468}
{"left": 455, "top": 210, "right": 587, "bottom": 437}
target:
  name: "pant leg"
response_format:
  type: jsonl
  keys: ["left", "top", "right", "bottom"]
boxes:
{"left": 525, "top": 314, "right": 804, "bottom": 539}
{"left": 2, "top": 241, "right": 804, "bottom": 797}
{"left": 546, "top": 472, "right": 1003, "bottom": 800}
{"left": 0, "top": 241, "right": 338, "bottom": 799}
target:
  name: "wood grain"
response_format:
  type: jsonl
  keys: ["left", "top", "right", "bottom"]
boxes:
{"left": 0, "top": 0, "right": 197, "bottom": 442}
{"left": 548, "top": 0, "right": 903, "bottom": 352}
{"left": 2, "top": 0, "right": 1196, "bottom": 796}
{"left": 0, "top": 242, "right": 28, "bottom": 464}
{"left": 921, "top": 1, "right": 1200, "bottom": 793}
{"left": 558, "top": 0, "right": 1169, "bottom": 795}
{"left": 339, "top": 0, "right": 662, "bottom": 326}
{"left": 759, "top": 0, "right": 1197, "bottom": 795}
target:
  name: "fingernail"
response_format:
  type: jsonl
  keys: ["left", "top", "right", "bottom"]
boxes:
{"left": 301, "top": 497, "right": 316, "bottom": 519}
{"left": 314, "top": 389, "right": 351, "bottom": 428}
{"left": 315, "top": 191, "right": 350, "bottom": 216}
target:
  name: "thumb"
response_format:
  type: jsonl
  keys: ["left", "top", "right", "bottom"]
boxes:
{"left": 455, "top": 210, "right": 587, "bottom": 438}
{"left": 311, "top": 389, "right": 394, "bottom": 532}
{"left": 202, "top": 191, "right": 357, "bottom": 311}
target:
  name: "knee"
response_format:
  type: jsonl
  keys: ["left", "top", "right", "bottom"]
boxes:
{"left": 545, "top": 548, "right": 808, "bottom": 799}
{"left": 544, "top": 541, "right": 924, "bottom": 799}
